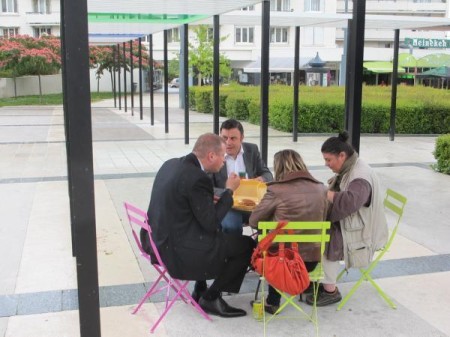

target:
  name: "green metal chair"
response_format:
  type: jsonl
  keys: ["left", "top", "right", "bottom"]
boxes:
{"left": 256, "top": 221, "right": 330, "bottom": 336}
{"left": 336, "top": 188, "right": 407, "bottom": 311}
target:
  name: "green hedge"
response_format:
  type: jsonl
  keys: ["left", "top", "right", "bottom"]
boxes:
{"left": 189, "top": 85, "right": 450, "bottom": 135}
{"left": 433, "top": 134, "right": 450, "bottom": 174}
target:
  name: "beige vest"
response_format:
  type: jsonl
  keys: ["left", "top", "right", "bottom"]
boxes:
{"left": 340, "top": 158, "right": 388, "bottom": 269}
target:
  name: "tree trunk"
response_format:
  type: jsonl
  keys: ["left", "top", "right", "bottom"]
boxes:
{"left": 38, "top": 74, "right": 42, "bottom": 103}
{"left": 97, "top": 77, "right": 100, "bottom": 93}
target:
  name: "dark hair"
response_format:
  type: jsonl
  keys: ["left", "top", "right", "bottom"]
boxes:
{"left": 321, "top": 131, "right": 355, "bottom": 156}
{"left": 220, "top": 119, "right": 244, "bottom": 135}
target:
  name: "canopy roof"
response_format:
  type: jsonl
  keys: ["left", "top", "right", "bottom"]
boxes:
{"left": 87, "top": 0, "right": 261, "bottom": 44}
{"left": 363, "top": 61, "right": 405, "bottom": 74}
{"left": 86, "top": 2, "right": 450, "bottom": 44}
{"left": 398, "top": 53, "right": 450, "bottom": 68}
{"left": 417, "top": 66, "right": 450, "bottom": 78}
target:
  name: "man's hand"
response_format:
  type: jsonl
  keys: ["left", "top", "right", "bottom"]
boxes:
{"left": 327, "top": 190, "right": 335, "bottom": 203}
{"left": 225, "top": 172, "right": 240, "bottom": 191}
{"left": 254, "top": 176, "right": 264, "bottom": 182}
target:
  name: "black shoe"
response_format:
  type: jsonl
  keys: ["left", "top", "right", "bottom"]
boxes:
{"left": 191, "top": 288, "right": 206, "bottom": 303}
{"left": 299, "top": 282, "right": 321, "bottom": 302}
{"left": 199, "top": 297, "right": 246, "bottom": 318}
{"left": 305, "top": 287, "right": 342, "bottom": 307}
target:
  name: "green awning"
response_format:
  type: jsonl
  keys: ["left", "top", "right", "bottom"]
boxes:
{"left": 398, "top": 53, "right": 417, "bottom": 68}
{"left": 363, "top": 61, "right": 405, "bottom": 74}
{"left": 417, "top": 54, "right": 450, "bottom": 68}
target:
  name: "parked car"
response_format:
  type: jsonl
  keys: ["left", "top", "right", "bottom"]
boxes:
{"left": 169, "top": 78, "right": 180, "bottom": 88}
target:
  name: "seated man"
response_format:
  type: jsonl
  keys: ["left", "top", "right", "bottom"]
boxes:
{"left": 145, "top": 133, "right": 256, "bottom": 317}
{"left": 211, "top": 119, "right": 273, "bottom": 235}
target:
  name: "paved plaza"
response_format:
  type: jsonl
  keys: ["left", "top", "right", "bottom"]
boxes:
{"left": 0, "top": 92, "right": 449, "bottom": 337}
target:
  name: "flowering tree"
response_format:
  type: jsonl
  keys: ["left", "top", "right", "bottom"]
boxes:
{"left": 90, "top": 41, "right": 151, "bottom": 92}
{"left": 0, "top": 35, "right": 61, "bottom": 99}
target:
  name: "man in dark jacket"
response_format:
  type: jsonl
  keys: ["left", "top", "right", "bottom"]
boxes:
{"left": 211, "top": 119, "right": 273, "bottom": 235}
{"left": 146, "top": 133, "right": 256, "bottom": 318}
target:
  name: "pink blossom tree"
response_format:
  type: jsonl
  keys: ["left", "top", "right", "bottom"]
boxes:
{"left": 0, "top": 35, "right": 61, "bottom": 100}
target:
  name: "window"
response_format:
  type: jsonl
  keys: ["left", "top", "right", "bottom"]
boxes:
{"left": 1, "top": 0, "right": 17, "bottom": 12}
{"left": 241, "top": 5, "right": 254, "bottom": 11}
{"left": 1, "top": 27, "right": 19, "bottom": 38}
{"left": 304, "top": 0, "right": 321, "bottom": 12}
{"left": 235, "top": 26, "right": 254, "bottom": 44}
{"left": 34, "top": 27, "right": 52, "bottom": 38}
{"left": 167, "top": 28, "right": 180, "bottom": 43}
{"left": 303, "top": 27, "right": 324, "bottom": 45}
{"left": 33, "top": 0, "right": 50, "bottom": 14}
{"left": 270, "top": 27, "right": 289, "bottom": 44}
{"left": 270, "top": 0, "right": 290, "bottom": 11}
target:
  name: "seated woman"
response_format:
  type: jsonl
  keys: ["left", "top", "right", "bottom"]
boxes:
{"left": 249, "top": 149, "right": 329, "bottom": 314}
{"left": 305, "top": 131, "right": 388, "bottom": 307}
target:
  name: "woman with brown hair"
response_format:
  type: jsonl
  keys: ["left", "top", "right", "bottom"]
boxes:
{"left": 249, "top": 149, "right": 329, "bottom": 314}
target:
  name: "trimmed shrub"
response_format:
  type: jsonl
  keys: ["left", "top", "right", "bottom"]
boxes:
{"left": 433, "top": 134, "right": 450, "bottom": 174}
{"left": 195, "top": 89, "right": 212, "bottom": 114}
{"left": 225, "top": 95, "right": 251, "bottom": 120}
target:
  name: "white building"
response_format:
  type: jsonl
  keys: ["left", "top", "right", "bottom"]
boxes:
{"left": 1, "top": 0, "right": 449, "bottom": 85}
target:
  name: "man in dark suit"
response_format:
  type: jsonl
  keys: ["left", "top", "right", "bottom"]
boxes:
{"left": 147, "top": 133, "right": 256, "bottom": 318}
{"left": 211, "top": 119, "right": 273, "bottom": 235}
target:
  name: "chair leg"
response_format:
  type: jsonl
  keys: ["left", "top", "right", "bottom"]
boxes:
{"left": 366, "top": 275, "right": 397, "bottom": 309}
{"left": 132, "top": 273, "right": 165, "bottom": 314}
{"left": 149, "top": 280, "right": 211, "bottom": 333}
{"left": 336, "top": 271, "right": 366, "bottom": 311}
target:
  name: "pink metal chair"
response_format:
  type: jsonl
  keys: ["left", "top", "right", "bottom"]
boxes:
{"left": 123, "top": 202, "right": 211, "bottom": 333}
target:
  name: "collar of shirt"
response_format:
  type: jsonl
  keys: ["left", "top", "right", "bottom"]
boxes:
{"left": 225, "top": 146, "right": 246, "bottom": 177}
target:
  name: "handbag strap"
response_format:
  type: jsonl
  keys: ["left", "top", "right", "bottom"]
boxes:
{"left": 257, "top": 220, "right": 289, "bottom": 252}
{"left": 276, "top": 229, "right": 298, "bottom": 258}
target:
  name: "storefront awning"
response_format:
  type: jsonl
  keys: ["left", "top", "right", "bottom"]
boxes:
{"left": 363, "top": 61, "right": 405, "bottom": 74}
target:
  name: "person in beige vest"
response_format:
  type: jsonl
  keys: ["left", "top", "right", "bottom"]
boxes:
{"left": 305, "top": 131, "right": 388, "bottom": 307}
{"left": 249, "top": 149, "right": 328, "bottom": 314}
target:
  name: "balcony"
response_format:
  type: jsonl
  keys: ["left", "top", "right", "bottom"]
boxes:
{"left": 337, "top": 0, "right": 447, "bottom": 16}
{"left": 25, "top": 12, "right": 60, "bottom": 26}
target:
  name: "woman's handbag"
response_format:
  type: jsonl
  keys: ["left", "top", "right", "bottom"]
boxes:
{"left": 251, "top": 221, "right": 310, "bottom": 296}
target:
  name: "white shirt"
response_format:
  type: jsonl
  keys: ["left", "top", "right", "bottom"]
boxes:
{"left": 225, "top": 146, "right": 247, "bottom": 178}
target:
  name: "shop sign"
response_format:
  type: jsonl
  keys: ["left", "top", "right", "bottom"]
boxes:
{"left": 404, "top": 38, "right": 450, "bottom": 49}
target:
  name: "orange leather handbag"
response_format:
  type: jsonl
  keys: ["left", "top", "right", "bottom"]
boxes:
{"left": 251, "top": 221, "right": 310, "bottom": 296}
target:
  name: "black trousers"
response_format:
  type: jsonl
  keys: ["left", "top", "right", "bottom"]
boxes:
{"left": 200, "top": 233, "right": 256, "bottom": 298}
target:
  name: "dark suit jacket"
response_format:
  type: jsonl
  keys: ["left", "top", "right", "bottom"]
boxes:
{"left": 146, "top": 153, "right": 233, "bottom": 280}
{"left": 211, "top": 142, "right": 273, "bottom": 188}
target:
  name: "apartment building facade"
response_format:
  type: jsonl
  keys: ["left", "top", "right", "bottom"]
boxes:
{"left": 1, "top": 0, "right": 449, "bottom": 86}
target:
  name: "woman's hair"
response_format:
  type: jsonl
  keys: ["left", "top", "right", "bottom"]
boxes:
{"left": 273, "top": 149, "right": 308, "bottom": 181}
{"left": 321, "top": 131, "right": 355, "bottom": 156}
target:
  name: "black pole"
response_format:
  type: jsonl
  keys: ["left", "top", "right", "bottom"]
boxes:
{"left": 346, "top": 0, "right": 366, "bottom": 154}
{"left": 123, "top": 41, "right": 127, "bottom": 112}
{"left": 60, "top": 0, "right": 76, "bottom": 258}
{"left": 149, "top": 34, "right": 154, "bottom": 125}
{"left": 113, "top": 45, "right": 117, "bottom": 108}
{"left": 390, "top": 29, "right": 400, "bottom": 141}
{"left": 164, "top": 30, "right": 169, "bottom": 133}
{"left": 293, "top": 26, "right": 300, "bottom": 142}
{"left": 213, "top": 15, "right": 220, "bottom": 135}
{"left": 60, "top": 0, "right": 101, "bottom": 335}
{"left": 344, "top": 19, "right": 352, "bottom": 130}
{"left": 138, "top": 37, "right": 143, "bottom": 120}
{"left": 183, "top": 24, "right": 189, "bottom": 144}
{"left": 129, "top": 40, "right": 134, "bottom": 116}
{"left": 117, "top": 44, "right": 122, "bottom": 110}
{"left": 260, "top": 0, "right": 270, "bottom": 165}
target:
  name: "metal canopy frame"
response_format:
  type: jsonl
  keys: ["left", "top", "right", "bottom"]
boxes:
{"left": 61, "top": 1, "right": 450, "bottom": 336}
